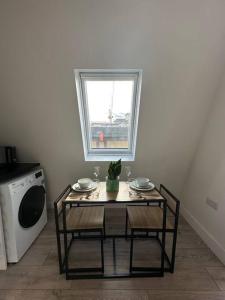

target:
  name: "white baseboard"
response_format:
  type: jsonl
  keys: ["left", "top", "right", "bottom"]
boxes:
{"left": 0, "top": 207, "right": 7, "bottom": 270}
{"left": 181, "top": 205, "right": 225, "bottom": 265}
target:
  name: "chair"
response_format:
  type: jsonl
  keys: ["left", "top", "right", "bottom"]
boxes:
{"left": 158, "top": 184, "right": 180, "bottom": 272}
{"left": 54, "top": 185, "right": 105, "bottom": 279}
{"left": 125, "top": 184, "right": 180, "bottom": 274}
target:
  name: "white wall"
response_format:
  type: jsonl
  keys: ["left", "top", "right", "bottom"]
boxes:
{"left": 181, "top": 68, "right": 225, "bottom": 264}
{"left": 1, "top": 0, "right": 225, "bottom": 205}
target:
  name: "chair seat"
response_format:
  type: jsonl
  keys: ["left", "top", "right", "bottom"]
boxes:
{"left": 127, "top": 206, "right": 173, "bottom": 230}
{"left": 66, "top": 206, "right": 104, "bottom": 231}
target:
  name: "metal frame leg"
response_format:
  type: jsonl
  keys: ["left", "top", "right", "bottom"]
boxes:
{"left": 103, "top": 214, "right": 106, "bottom": 239}
{"left": 62, "top": 204, "right": 69, "bottom": 279}
{"left": 160, "top": 202, "right": 166, "bottom": 276}
{"left": 170, "top": 202, "right": 180, "bottom": 273}
{"left": 125, "top": 209, "right": 128, "bottom": 239}
{"left": 77, "top": 203, "right": 81, "bottom": 238}
{"left": 54, "top": 205, "right": 63, "bottom": 273}
{"left": 64, "top": 237, "right": 69, "bottom": 280}
{"left": 170, "top": 218, "right": 179, "bottom": 272}
{"left": 170, "top": 232, "right": 176, "bottom": 273}
{"left": 101, "top": 230, "right": 104, "bottom": 273}
{"left": 56, "top": 231, "right": 63, "bottom": 273}
{"left": 112, "top": 237, "right": 116, "bottom": 271}
{"left": 129, "top": 230, "right": 133, "bottom": 273}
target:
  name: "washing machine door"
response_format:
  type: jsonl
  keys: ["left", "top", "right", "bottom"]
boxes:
{"left": 18, "top": 185, "right": 46, "bottom": 228}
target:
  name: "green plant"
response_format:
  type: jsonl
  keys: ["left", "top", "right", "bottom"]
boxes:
{"left": 107, "top": 159, "right": 122, "bottom": 180}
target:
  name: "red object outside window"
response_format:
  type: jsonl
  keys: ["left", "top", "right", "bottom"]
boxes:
{"left": 99, "top": 131, "right": 104, "bottom": 142}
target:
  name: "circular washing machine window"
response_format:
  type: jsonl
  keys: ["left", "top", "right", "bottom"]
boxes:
{"left": 18, "top": 185, "right": 46, "bottom": 228}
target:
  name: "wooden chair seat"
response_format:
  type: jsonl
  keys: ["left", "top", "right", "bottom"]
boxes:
{"left": 127, "top": 206, "right": 173, "bottom": 230}
{"left": 66, "top": 206, "right": 104, "bottom": 231}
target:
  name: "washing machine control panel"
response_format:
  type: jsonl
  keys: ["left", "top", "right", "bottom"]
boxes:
{"left": 9, "top": 170, "right": 43, "bottom": 195}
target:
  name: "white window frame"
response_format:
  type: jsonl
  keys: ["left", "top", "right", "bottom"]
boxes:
{"left": 74, "top": 69, "right": 142, "bottom": 161}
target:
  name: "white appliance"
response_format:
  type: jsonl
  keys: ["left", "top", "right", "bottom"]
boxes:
{"left": 0, "top": 169, "right": 47, "bottom": 262}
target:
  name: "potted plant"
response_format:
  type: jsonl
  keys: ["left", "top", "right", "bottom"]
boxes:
{"left": 106, "top": 159, "right": 122, "bottom": 192}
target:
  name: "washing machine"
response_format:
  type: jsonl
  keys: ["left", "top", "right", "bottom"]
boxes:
{"left": 0, "top": 168, "right": 47, "bottom": 262}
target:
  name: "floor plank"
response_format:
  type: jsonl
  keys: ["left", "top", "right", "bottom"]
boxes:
{"left": 206, "top": 267, "right": 225, "bottom": 290}
{"left": 0, "top": 208, "right": 224, "bottom": 299}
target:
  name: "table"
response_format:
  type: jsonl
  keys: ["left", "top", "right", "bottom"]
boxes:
{"left": 66, "top": 181, "right": 164, "bottom": 203}
{"left": 60, "top": 181, "right": 168, "bottom": 279}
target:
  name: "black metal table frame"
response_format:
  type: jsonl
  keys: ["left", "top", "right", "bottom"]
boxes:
{"left": 57, "top": 194, "right": 177, "bottom": 280}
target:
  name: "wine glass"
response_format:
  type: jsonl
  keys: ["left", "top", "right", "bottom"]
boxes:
{"left": 124, "top": 166, "right": 132, "bottom": 183}
{"left": 93, "top": 166, "right": 101, "bottom": 182}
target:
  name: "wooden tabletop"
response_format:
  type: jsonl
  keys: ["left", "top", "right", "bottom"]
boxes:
{"left": 65, "top": 181, "right": 164, "bottom": 204}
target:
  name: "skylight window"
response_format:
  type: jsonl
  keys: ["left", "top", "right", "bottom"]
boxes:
{"left": 74, "top": 69, "right": 142, "bottom": 161}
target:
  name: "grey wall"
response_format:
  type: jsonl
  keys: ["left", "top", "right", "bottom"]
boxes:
{"left": 181, "top": 68, "right": 225, "bottom": 264}
{"left": 1, "top": 0, "right": 225, "bottom": 206}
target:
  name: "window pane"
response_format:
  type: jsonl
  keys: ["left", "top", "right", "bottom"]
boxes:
{"left": 85, "top": 80, "right": 134, "bottom": 149}
{"left": 75, "top": 69, "right": 142, "bottom": 161}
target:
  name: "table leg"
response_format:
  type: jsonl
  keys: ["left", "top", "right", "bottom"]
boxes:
{"left": 113, "top": 237, "right": 116, "bottom": 271}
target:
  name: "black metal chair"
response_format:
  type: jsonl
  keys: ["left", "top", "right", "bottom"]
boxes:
{"left": 158, "top": 184, "right": 180, "bottom": 273}
{"left": 54, "top": 185, "right": 105, "bottom": 279}
{"left": 126, "top": 199, "right": 167, "bottom": 276}
{"left": 125, "top": 184, "right": 180, "bottom": 274}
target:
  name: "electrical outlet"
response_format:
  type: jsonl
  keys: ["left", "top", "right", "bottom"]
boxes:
{"left": 206, "top": 197, "right": 218, "bottom": 210}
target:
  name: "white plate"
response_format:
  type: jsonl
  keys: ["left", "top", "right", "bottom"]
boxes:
{"left": 129, "top": 181, "right": 155, "bottom": 191}
{"left": 72, "top": 182, "right": 97, "bottom": 192}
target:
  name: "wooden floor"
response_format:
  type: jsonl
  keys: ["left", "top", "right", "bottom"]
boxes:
{"left": 0, "top": 208, "right": 225, "bottom": 300}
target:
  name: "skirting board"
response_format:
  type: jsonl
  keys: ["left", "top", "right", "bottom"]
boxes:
{"left": 0, "top": 206, "right": 7, "bottom": 270}
{"left": 181, "top": 205, "right": 225, "bottom": 265}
